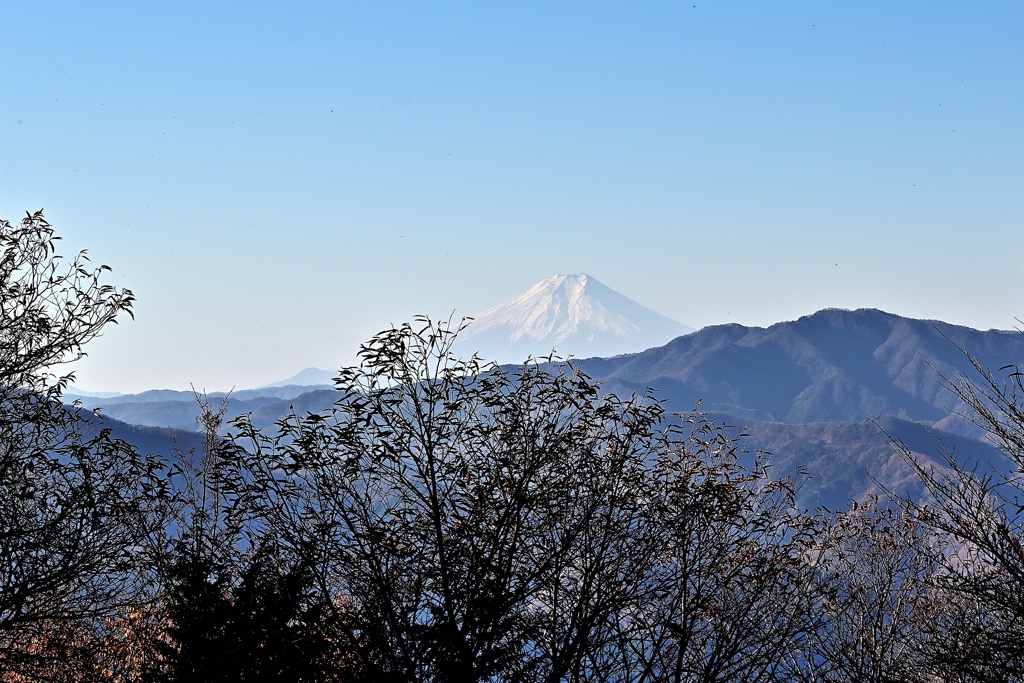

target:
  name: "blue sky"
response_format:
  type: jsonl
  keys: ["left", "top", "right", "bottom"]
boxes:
{"left": 3, "top": 2, "right": 1022, "bottom": 392}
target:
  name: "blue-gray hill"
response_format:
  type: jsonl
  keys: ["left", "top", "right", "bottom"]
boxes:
{"left": 81, "top": 308, "right": 1023, "bottom": 509}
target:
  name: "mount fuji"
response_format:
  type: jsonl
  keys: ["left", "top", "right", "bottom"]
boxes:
{"left": 454, "top": 274, "right": 695, "bottom": 364}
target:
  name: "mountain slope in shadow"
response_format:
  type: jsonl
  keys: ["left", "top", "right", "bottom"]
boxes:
{"left": 80, "top": 308, "right": 1023, "bottom": 508}
{"left": 578, "top": 308, "right": 1024, "bottom": 426}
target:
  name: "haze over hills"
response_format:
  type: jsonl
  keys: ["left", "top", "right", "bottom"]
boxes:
{"left": 66, "top": 305, "right": 1024, "bottom": 509}
{"left": 259, "top": 367, "right": 335, "bottom": 389}
{"left": 453, "top": 273, "right": 695, "bottom": 363}
{"left": 68, "top": 308, "right": 1023, "bottom": 437}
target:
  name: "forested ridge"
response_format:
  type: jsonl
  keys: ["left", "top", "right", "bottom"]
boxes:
{"left": 4, "top": 211, "right": 1024, "bottom": 682}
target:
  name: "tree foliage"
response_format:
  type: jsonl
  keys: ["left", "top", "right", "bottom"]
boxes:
{"left": 0, "top": 210, "right": 152, "bottom": 678}
{"left": 613, "top": 417, "right": 813, "bottom": 683}
{"left": 221, "top": 317, "right": 817, "bottom": 683}
{"left": 794, "top": 500, "right": 955, "bottom": 683}
{"left": 143, "top": 394, "right": 347, "bottom": 682}
{"left": 892, "top": 347, "right": 1024, "bottom": 681}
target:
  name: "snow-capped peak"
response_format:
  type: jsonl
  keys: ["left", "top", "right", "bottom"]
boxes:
{"left": 456, "top": 274, "right": 694, "bottom": 363}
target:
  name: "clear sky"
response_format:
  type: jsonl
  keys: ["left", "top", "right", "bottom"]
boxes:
{"left": 3, "top": 2, "right": 1022, "bottom": 393}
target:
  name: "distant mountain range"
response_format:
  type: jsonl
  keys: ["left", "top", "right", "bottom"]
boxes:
{"left": 565, "top": 308, "right": 1023, "bottom": 507}
{"left": 64, "top": 276, "right": 1024, "bottom": 510}
{"left": 63, "top": 385, "right": 334, "bottom": 433}
{"left": 573, "top": 307, "right": 1020, "bottom": 429}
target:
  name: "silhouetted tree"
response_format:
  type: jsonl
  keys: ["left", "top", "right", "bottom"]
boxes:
{"left": 226, "top": 318, "right": 833, "bottom": 683}
{"left": 0, "top": 210, "right": 153, "bottom": 678}
{"left": 894, "top": 348, "right": 1024, "bottom": 681}
{"left": 149, "top": 394, "right": 349, "bottom": 682}
{"left": 606, "top": 414, "right": 814, "bottom": 683}
{"left": 228, "top": 317, "right": 671, "bottom": 682}
{"left": 794, "top": 500, "right": 954, "bottom": 683}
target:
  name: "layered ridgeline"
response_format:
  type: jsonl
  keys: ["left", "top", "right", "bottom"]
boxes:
{"left": 574, "top": 307, "right": 1022, "bottom": 430}
{"left": 66, "top": 301, "right": 1024, "bottom": 508}
{"left": 569, "top": 308, "right": 1024, "bottom": 506}
{"left": 453, "top": 273, "right": 695, "bottom": 363}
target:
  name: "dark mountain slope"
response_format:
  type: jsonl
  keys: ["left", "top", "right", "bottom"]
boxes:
{"left": 707, "top": 411, "right": 1007, "bottom": 510}
{"left": 579, "top": 309, "right": 1024, "bottom": 426}
{"left": 78, "top": 308, "right": 1023, "bottom": 509}
{"left": 80, "top": 396, "right": 292, "bottom": 432}
{"left": 79, "top": 413, "right": 203, "bottom": 460}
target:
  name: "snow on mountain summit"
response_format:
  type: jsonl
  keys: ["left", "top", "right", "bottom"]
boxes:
{"left": 455, "top": 274, "right": 694, "bottom": 363}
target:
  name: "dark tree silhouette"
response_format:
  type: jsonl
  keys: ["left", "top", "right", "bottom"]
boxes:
{"left": 147, "top": 394, "right": 349, "bottom": 682}
{"left": 893, "top": 347, "right": 1024, "bottom": 681}
{"left": 228, "top": 317, "right": 668, "bottom": 682}
{"left": 0, "top": 210, "right": 152, "bottom": 678}
{"left": 606, "top": 415, "right": 814, "bottom": 683}
{"left": 794, "top": 500, "right": 955, "bottom": 683}
{"left": 226, "top": 317, "right": 823, "bottom": 683}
